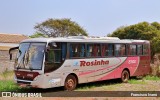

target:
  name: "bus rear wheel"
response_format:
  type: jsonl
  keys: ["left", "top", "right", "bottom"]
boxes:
{"left": 121, "top": 70, "right": 129, "bottom": 83}
{"left": 64, "top": 75, "right": 77, "bottom": 91}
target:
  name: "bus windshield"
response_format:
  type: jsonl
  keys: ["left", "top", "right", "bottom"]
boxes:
{"left": 15, "top": 43, "right": 46, "bottom": 70}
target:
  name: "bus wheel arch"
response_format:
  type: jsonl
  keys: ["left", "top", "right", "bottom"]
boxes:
{"left": 121, "top": 68, "right": 130, "bottom": 83}
{"left": 64, "top": 73, "right": 78, "bottom": 91}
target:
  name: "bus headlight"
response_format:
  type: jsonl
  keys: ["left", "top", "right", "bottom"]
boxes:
{"left": 34, "top": 76, "right": 39, "bottom": 81}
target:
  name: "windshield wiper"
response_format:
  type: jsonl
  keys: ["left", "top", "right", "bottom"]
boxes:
{"left": 16, "top": 66, "right": 20, "bottom": 70}
{"left": 29, "top": 63, "right": 33, "bottom": 71}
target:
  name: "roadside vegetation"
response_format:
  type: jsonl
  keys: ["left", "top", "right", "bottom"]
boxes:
{"left": 0, "top": 70, "right": 29, "bottom": 92}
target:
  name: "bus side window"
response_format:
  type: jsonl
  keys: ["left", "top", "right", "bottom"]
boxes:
{"left": 115, "top": 44, "right": 119, "bottom": 56}
{"left": 143, "top": 44, "right": 149, "bottom": 55}
{"left": 137, "top": 45, "right": 143, "bottom": 55}
{"left": 87, "top": 45, "right": 92, "bottom": 57}
{"left": 54, "top": 42, "right": 61, "bottom": 63}
{"left": 120, "top": 44, "right": 126, "bottom": 56}
{"left": 70, "top": 44, "right": 78, "bottom": 57}
{"left": 102, "top": 44, "right": 114, "bottom": 57}
{"left": 46, "top": 44, "right": 54, "bottom": 62}
{"left": 46, "top": 49, "right": 54, "bottom": 62}
{"left": 108, "top": 44, "right": 113, "bottom": 56}
{"left": 46, "top": 42, "right": 62, "bottom": 63}
{"left": 80, "top": 44, "right": 85, "bottom": 57}
{"left": 128, "top": 45, "right": 136, "bottom": 55}
{"left": 93, "top": 44, "right": 97, "bottom": 56}
{"left": 54, "top": 50, "right": 61, "bottom": 63}
{"left": 70, "top": 45, "right": 73, "bottom": 57}
{"left": 62, "top": 43, "right": 67, "bottom": 60}
{"left": 93, "top": 44, "right": 100, "bottom": 57}
{"left": 101, "top": 44, "right": 106, "bottom": 56}
{"left": 87, "top": 44, "right": 100, "bottom": 57}
{"left": 69, "top": 43, "right": 85, "bottom": 58}
{"left": 115, "top": 44, "right": 126, "bottom": 56}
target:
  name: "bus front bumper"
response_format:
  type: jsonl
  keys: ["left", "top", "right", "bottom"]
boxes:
{"left": 14, "top": 75, "right": 62, "bottom": 89}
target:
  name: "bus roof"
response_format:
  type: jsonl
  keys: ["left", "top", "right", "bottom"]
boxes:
{"left": 21, "top": 36, "right": 150, "bottom": 44}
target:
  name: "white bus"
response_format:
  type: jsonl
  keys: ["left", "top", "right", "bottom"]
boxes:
{"left": 9, "top": 36, "right": 150, "bottom": 90}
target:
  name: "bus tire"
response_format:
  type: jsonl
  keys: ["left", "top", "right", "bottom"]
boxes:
{"left": 121, "top": 70, "right": 129, "bottom": 83}
{"left": 64, "top": 75, "right": 77, "bottom": 91}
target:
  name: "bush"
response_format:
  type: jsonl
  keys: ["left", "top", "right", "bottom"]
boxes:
{"left": 151, "top": 54, "right": 160, "bottom": 76}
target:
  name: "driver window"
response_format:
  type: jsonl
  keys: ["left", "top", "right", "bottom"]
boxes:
{"left": 46, "top": 42, "right": 61, "bottom": 63}
{"left": 45, "top": 42, "right": 66, "bottom": 73}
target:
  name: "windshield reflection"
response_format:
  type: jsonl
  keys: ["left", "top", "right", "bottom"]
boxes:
{"left": 15, "top": 43, "right": 46, "bottom": 70}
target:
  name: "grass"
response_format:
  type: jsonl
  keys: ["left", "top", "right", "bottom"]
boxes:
{"left": 128, "top": 79, "right": 146, "bottom": 84}
{"left": 0, "top": 80, "right": 31, "bottom": 92}
{"left": 143, "top": 75, "right": 160, "bottom": 81}
{"left": 76, "top": 82, "right": 106, "bottom": 90}
{"left": 76, "top": 85, "right": 96, "bottom": 90}
{"left": 101, "top": 83, "right": 123, "bottom": 90}
{"left": 0, "top": 80, "right": 20, "bottom": 91}
{"left": 0, "top": 70, "right": 14, "bottom": 80}
{"left": 0, "top": 70, "right": 30, "bottom": 92}
{"left": 76, "top": 80, "right": 121, "bottom": 91}
{"left": 128, "top": 75, "right": 160, "bottom": 85}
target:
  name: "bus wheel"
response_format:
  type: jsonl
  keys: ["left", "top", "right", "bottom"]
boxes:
{"left": 64, "top": 75, "right": 77, "bottom": 91}
{"left": 121, "top": 70, "right": 129, "bottom": 83}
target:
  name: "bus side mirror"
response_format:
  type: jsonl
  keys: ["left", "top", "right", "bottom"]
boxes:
{"left": 9, "top": 46, "right": 19, "bottom": 61}
{"left": 10, "top": 53, "right": 12, "bottom": 60}
{"left": 51, "top": 42, "right": 57, "bottom": 47}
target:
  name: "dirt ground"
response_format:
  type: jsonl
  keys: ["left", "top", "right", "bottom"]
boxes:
{"left": 77, "top": 80, "right": 160, "bottom": 91}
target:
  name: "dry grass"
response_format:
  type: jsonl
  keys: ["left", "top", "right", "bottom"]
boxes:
{"left": 0, "top": 70, "right": 14, "bottom": 80}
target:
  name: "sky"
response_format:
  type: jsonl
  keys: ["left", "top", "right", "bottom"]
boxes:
{"left": 0, "top": 0, "right": 160, "bottom": 36}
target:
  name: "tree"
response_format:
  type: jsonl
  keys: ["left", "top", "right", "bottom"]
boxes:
{"left": 34, "top": 18, "right": 88, "bottom": 37}
{"left": 151, "top": 22, "right": 160, "bottom": 30}
{"left": 109, "top": 22, "right": 158, "bottom": 40}
{"left": 109, "top": 21, "right": 160, "bottom": 58}
{"left": 29, "top": 32, "right": 48, "bottom": 38}
{"left": 151, "top": 37, "right": 160, "bottom": 56}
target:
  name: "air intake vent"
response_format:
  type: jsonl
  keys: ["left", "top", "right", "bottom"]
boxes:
{"left": 67, "top": 36, "right": 120, "bottom": 40}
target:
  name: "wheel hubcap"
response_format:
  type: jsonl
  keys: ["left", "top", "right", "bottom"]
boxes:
{"left": 123, "top": 72, "right": 128, "bottom": 80}
{"left": 66, "top": 79, "right": 74, "bottom": 89}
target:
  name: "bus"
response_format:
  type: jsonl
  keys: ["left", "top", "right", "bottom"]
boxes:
{"left": 9, "top": 36, "right": 150, "bottom": 90}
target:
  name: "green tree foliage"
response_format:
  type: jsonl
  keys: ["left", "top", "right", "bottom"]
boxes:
{"left": 151, "top": 22, "right": 160, "bottom": 30}
{"left": 109, "top": 21, "right": 160, "bottom": 58}
{"left": 34, "top": 18, "right": 88, "bottom": 37}
{"left": 151, "top": 37, "right": 160, "bottom": 56}
{"left": 29, "top": 32, "right": 48, "bottom": 38}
